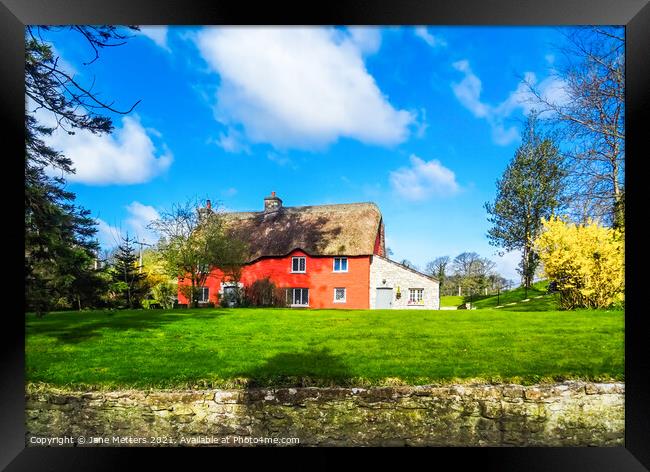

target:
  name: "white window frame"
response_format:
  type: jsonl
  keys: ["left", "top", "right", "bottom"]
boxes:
{"left": 408, "top": 288, "right": 424, "bottom": 305}
{"left": 333, "top": 287, "right": 347, "bottom": 303}
{"left": 291, "top": 256, "right": 306, "bottom": 273}
{"left": 198, "top": 286, "right": 210, "bottom": 303}
{"left": 288, "top": 288, "right": 309, "bottom": 307}
{"left": 333, "top": 257, "right": 348, "bottom": 273}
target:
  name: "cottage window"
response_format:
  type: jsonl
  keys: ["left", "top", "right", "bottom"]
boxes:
{"left": 288, "top": 288, "right": 309, "bottom": 307}
{"left": 334, "top": 288, "right": 347, "bottom": 303}
{"left": 333, "top": 257, "right": 348, "bottom": 272}
{"left": 408, "top": 288, "right": 424, "bottom": 304}
{"left": 198, "top": 287, "right": 210, "bottom": 303}
{"left": 291, "top": 256, "right": 306, "bottom": 273}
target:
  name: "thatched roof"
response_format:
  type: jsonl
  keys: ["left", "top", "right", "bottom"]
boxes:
{"left": 221, "top": 202, "right": 383, "bottom": 262}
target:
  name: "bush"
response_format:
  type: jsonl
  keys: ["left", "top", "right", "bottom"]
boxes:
{"left": 141, "top": 299, "right": 157, "bottom": 309}
{"left": 243, "top": 278, "right": 286, "bottom": 307}
{"left": 151, "top": 283, "right": 177, "bottom": 310}
{"left": 534, "top": 216, "right": 624, "bottom": 309}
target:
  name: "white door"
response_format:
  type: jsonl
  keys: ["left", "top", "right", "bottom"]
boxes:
{"left": 376, "top": 288, "right": 393, "bottom": 309}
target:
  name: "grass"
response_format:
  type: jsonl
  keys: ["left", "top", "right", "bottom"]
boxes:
{"left": 442, "top": 281, "right": 560, "bottom": 311}
{"left": 440, "top": 295, "right": 464, "bottom": 307}
{"left": 474, "top": 281, "right": 559, "bottom": 311}
{"left": 25, "top": 307, "right": 624, "bottom": 390}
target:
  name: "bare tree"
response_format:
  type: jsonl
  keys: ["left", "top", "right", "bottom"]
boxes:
{"left": 426, "top": 256, "right": 450, "bottom": 287}
{"left": 522, "top": 26, "right": 624, "bottom": 228}
{"left": 452, "top": 252, "right": 482, "bottom": 297}
{"left": 451, "top": 252, "right": 500, "bottom": 298}
{"left": 148, "top": 199, "right": 248, "bottom": 308}
{"left": 452, "top": 252, "right": 483, "bottom": 278}
{"left": 399, "top": 259, "right": 419, "bottom": 271}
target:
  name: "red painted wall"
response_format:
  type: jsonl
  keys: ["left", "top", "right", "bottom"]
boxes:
{"left": 373, "top": 222, "right": 385, "bottom": 257}
{"left": 178, "top": 249, "right": 371, "bottom": 309}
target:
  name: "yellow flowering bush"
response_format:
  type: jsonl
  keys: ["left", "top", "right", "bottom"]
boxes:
{"left": 534, "top": 216, "right": 624, "bottom": 309}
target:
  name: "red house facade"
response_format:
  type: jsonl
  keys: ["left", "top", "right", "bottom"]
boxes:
{"left": 178, "top": 193, "right": 439, "bottom": 310}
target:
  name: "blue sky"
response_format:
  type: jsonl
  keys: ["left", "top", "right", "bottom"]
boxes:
{"left": 33, "top": 25, "right": 584, "bottom": 282}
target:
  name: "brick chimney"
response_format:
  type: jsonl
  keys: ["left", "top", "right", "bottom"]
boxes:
{"left": 264, "top": 191, "right": 282, "bottom": 213}
{"left": 206, "top": 199, "right": 211, "bottom": 210}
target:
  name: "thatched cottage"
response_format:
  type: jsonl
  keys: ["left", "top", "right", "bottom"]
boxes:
{"left": 177, "top": 192, "right": 439, "bottom": 309}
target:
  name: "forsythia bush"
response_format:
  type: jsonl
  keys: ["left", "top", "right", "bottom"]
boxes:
{"left": 534, "top": 216, "right": 624, "bottom": 309}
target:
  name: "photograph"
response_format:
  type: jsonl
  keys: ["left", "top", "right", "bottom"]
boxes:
{"left": 23, "top": 23, "right": 627, "bottom": 449}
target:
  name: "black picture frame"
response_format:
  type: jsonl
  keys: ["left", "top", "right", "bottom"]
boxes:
{"left": 2, "top": 0, "right": 648, "bottom": 469}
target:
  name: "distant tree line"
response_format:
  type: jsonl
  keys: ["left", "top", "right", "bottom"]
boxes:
{"left": 425, "top": 253, "right": 510, "bottom": 298}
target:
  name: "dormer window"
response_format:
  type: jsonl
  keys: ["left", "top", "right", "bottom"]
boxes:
{"left": 291, "top": 256, "right": 306, "bottom": 273}
{"left": 333, "top": 257, "right": 348, "bottom": 272}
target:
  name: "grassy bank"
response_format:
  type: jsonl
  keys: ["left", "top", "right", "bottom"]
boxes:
{"left": 441, "top": 281, "right": 559, "bottom": 311}
{"left": 26, "top": 307, "right": 623, "bottom": 389}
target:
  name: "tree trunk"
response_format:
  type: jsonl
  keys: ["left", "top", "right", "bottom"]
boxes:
{"left": 612, "top": 158, "right": 624, "bottom": 229}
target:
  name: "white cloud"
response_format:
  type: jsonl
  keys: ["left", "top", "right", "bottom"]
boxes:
{"left": 125, "top": 202, "right": 160, "bottom": 244}
{"left": 494, "top": 250, "right": 522, "bottom": 285}
{"left": 451, "top": 60, "right": 490, "bottom": 118}
{"left": 40, "top": 114, "right": 173, "bottom": 185}
{"left": 221, "top": 187, "right": 238, "bottom": 197}
{"left": 495, "top": 72, "right": 570, "bottom": 118}
{"left": 346, "top": 27, "right": 382, "bottom": 55}
{"left": 195, "top": 26, "right": 414, "bottom": 150}
{"left": 390, "top": 154, "right": 460, "bottom": 201}
{"left": 415, "top": 108, "right": 429, "bottom": 138}
{"left": 139, "top": 26, "right": 171, "bottom": 52}
{"left": 535, "top": 75, "right": 571, "bottom": 108}
{"left": 451, "top": 60, "right": 569, "bottom": 146}
{"left": 96, "top": 218, "right": 123, "bottom": 248}
{"left": 414, "top": 27, "right": 447, "bottom": 48}
{"left": 50, "top": 45, "right": 79, "bottom": 77}
{"left": 491, "top": 124, "right": 520, "bottom": 146}
{"left": 96, "top": 201, "right": 161, "bottom": 249}
{"left": 210, "top": 127, "right": 250, "bottom": 154}
{"left": 267, "top": 152, "right": 292, "bottom": 167}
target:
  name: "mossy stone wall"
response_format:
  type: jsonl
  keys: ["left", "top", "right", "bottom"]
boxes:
{"left": 26, "top": 382, "right": 624, "bottom": 447}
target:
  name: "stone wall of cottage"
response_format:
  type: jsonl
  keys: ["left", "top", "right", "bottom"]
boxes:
{"left": 369, "top": 256, "right": 439, "bottom": 309}
{"left": 26, "top": 382, "right": 623, "bottom": 447}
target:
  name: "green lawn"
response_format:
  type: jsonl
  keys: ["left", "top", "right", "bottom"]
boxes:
{"left": 473, "top": 282, "right": 559, "bottom": 311}
{"left": 25, "top": 307, "right": 623, "bottom": 389}
{"left": 442, "top": 281, "right": 560, "bottom": 311}
{"left": 440, "top": 295, "right": 464, "bottom": 307}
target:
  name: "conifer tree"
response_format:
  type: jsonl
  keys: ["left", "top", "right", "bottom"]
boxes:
{"left": 111, "top": 234, "right": 148, "bottom": 308}
{"left": 485, "top": 112, "right": 566, "bottom": 295}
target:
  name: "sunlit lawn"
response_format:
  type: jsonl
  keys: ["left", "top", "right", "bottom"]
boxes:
{"left": 26, "top": 307, "right": 624, "bottom": 389}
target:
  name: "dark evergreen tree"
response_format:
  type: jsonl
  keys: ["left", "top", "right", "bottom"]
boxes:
{"left": 484, "top": 112, "right": 566, "bottom": 295}
{"left": 24, "top": 26, "right": 139, "bottom": 314}
{"left": 110, "top": 234, "right": 148, "bottom": 308}
{"left": 25, "top": 114, "right": 106, "bottom": 314}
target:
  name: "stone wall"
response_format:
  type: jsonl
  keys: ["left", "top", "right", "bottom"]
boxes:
{"left": 369, "top": 255, "right": 439, "bottom": 309}
{"left": 25, "top": 382, "right": 623, "bottom": 447}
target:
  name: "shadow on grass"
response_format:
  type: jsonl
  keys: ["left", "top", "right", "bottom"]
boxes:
{"left": 241, "top": 347, "right": 353, "bottom": 388}
{"left": 25, "top": 309, "right": 232, "bottom": 345}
